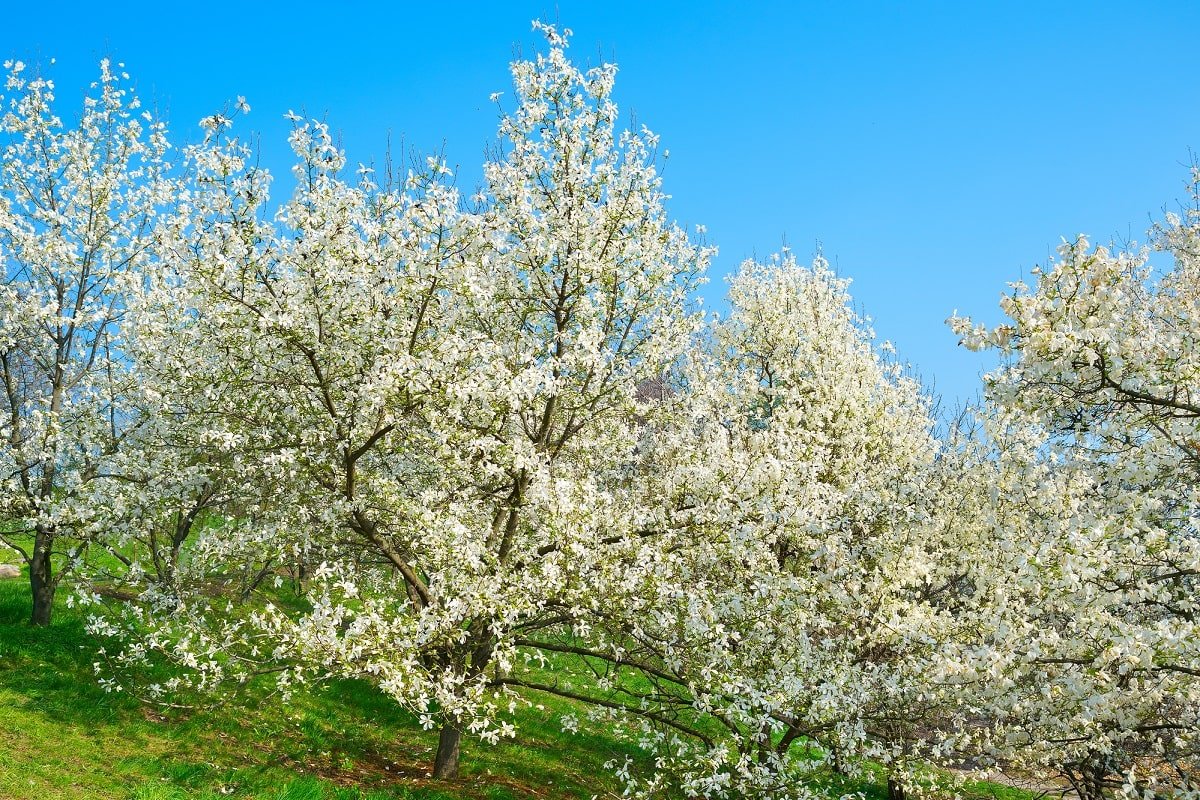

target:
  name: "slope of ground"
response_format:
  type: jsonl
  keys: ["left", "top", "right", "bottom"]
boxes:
{"left": 0, "top": 568, "right": 1035, "bottom": 800}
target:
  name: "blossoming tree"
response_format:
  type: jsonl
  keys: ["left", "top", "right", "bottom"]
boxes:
{"left": 949, "top": 175, "right": 1200, "bottom": 798}
{"left": 567, "top": 253, "right": 972, "bottom": 798}
{"left": 97, "top": 25, "right": 709, "bottom": 781}
{"left": 0, "top": 59, "right": 174, "bottom": 625}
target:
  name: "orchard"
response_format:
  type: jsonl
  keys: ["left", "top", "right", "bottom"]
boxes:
{"left": 0, "top": 22, "right": 1196, "bottom": 800}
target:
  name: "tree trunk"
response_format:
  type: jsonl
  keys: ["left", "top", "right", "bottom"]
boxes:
{"left": 886, "top": 776, "right": 906, "bottom": 800}
{"left": 29, "top": 526, "right": 55, "bottom": 627}
{"left": 433, "top": 723, "right": 462, "bottom": 779}
{"left": 429, "top": 629, "right": 492, "bottom": 780}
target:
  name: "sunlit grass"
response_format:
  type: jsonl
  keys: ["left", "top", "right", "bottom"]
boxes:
{"left": 0, "top": 568, "right": 1037, "bottom": 799}
{"left": 0, "top": 569, "right": 640, "bottom": 799}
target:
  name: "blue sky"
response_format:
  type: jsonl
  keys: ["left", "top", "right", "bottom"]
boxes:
{"left": 4, "top": 2, "right": 1198, "bottom": 407}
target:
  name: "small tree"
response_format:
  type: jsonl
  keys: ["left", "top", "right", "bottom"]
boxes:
{"left": 569, "top": 254, "right": 967, "bottom": 798}
{"left": 0, "top": 59, "right": 174, "bottom": 625}
{"left": 949, "top": 171, "right": 1200, "bottom": 798}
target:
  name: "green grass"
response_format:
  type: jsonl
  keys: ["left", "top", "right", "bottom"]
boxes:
{"left": 0, "top": 570, "right": 637, "bottom": 799}
{"left": 0, "top": 567, "right": 1039, "bottom": 800}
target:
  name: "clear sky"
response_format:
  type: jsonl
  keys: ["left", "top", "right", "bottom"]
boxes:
{"left": 4, "top": 2, "right": 1198, "bottom": 408}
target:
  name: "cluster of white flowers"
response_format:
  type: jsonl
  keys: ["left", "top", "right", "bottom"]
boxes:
{"left": 4, "top": 22, "right": 1196, "bottom": 800}
{"left": 946, "top": 178, "right": 1200, "bottom": 798}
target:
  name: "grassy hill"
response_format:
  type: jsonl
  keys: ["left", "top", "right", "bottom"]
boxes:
{"left": 0, "top": 569, "right": 642, "bottom": 800}
{"left": 0, "top": 568, "right": 1034, "bottom": 800}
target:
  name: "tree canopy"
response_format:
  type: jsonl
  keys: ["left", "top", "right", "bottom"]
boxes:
{"left": 0, "top": 24, "right": 1195, "bottom": 800}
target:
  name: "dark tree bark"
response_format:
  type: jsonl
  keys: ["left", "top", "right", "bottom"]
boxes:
{"left": 29, "top": 525, "right": 55, "bottom": 627}
{"left": 433, "top": 723, "right": 462, "bottom": 779}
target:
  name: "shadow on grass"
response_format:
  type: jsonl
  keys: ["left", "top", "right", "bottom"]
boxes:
{"left": 0, "top": 576, "right": 632, "bottom": 799}
{"left": 7, "top": 572, "right": 1026, "bottom": 800}
{"left": 0, "top": 578, "right": 148, "bottom": 729}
